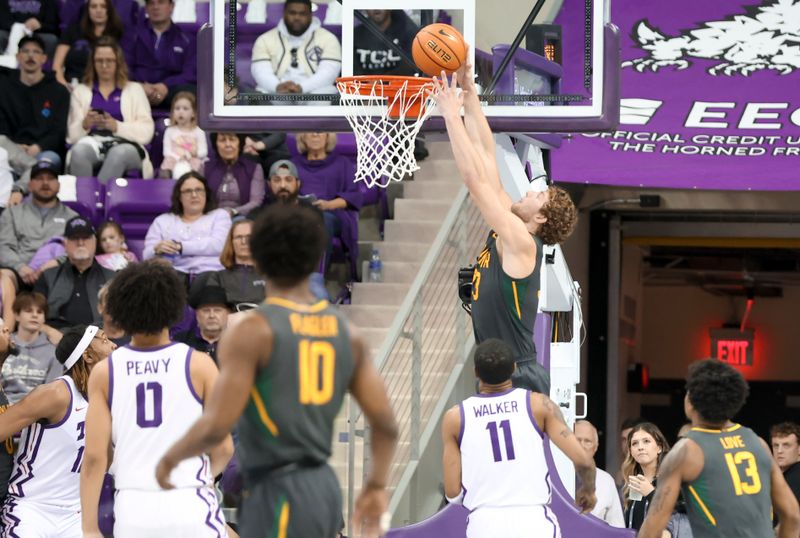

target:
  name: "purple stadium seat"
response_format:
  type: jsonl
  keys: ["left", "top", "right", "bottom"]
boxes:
{"left": 125, "top": 238, "right": 145, "bottom": 261}
{"left": 105, "top": 178, "right": 176, "bottom": 240}
{"left": 61, "top": 177, "right": 106, "bottom": 227}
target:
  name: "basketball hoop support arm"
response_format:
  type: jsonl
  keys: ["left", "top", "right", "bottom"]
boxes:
{"left": 484, "top": 0, "right": 547, "bottom": 96}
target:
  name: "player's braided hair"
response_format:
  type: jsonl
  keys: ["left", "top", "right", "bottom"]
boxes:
{"left": 537, "top": 186, "right": 578, "bottom": 245}
{"left": 55, "top": 325, "right": 94, "bottom": 398}
{"left": 686, "top": 359, "right": 749, "bottom": 424}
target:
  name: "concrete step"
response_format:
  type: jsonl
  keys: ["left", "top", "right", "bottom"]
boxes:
{"left": 338, "top": 304, "right": 397, "bottom": 328}
{"left": 382, "top": 220, "right": 442, "bottom": 243}
{"left": 413, "top": 159, "right": 462, "bottom": 181}
{"left": 402, "top": 180, "right": 462, "bottom": 200}
{"left": 362, "top": 241, "right": 430, "bottom": 263}
{"left": 361, "top": 327, "right": 388, "bottom": 350}
{"left": 360, "top": 260, "right": 421, "bottom": 284}
{"left": 393, "top": 198, "right": 452, "bottom": 220}
{"left": 350, "top": 282, "right": 409, "bottom": 305}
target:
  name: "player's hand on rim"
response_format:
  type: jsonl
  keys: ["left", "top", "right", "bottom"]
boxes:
{"left": 351, "top": 485, "right": 390, "bottom": 537}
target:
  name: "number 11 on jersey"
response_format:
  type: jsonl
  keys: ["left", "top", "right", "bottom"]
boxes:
{"left": 486, "top": 420, "right": 516, "bottom": 462}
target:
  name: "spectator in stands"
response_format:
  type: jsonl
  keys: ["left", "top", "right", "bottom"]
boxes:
{"left": 125, "top": 0, "right": 197, "bottom": 109}
{"left": 621, "top": 422, "right": 670, "bottom": 531}
{"left": 772, "top": 422, "right": 800, "bottom": 506}
{"left": 251, "top": 0, "right": 341, "bottom": 101}
{"left": 34, "top": 216, "right": 115, "bottom": 329}
{"left": 1, "top": 292, "right": 60, "bottom": 403}
{"left": 0, "top": 148, "right": 12, "bottom": 210}
{"left": 203, "top": 133, "right": 266, "bottom": 218}
{"left": 0, "top": 0, "right": 59, "bottom": 59}
{"left": 243, "top": 133, "right": 290, "bottom": 178}
{"left": 143, "top": 171, "right": 232, "bottom": 285}
{"left": 353, "top": 10, "right": 418, "bottom": 76}
{"left": 253, "top": 160, "right": 328, "bottom": 299}
{"left": 295, "top": 132, "right": 362, "bottom": 275}
{"left": 160, "top": 92, "right": 207, "bottom": 179}
{"left": 0, "top": 35, "right": 69, "bottom": 203}
{"left": 199, "top": 218, "right": 265, "bottom": 310}
{"left": 67, "top": 36, "right": 155, "bottom": 181}
{"left": 52, "top": 0, "right": 125, "bottom": 90}
{"left": 97, "top": 281, "right": 129, "bottom": 346}
{"left": 174, "top": 285, "right": 231, "bottom": 363}
{"left": 0, "top": 155, "right": 77, "bottom": 288}
{"left": 574, "top": 420, "right": 625, "bottom": 528}
{"left": 95, "top": 221, "right": 137, "bottom": 271}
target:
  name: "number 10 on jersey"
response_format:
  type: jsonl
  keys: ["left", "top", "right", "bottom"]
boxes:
{"left": 298, "top": 339, "right": 335, "bottom": 405}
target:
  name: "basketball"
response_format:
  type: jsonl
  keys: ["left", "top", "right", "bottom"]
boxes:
{"left": 412, "top": 23, "right": 467, "bottom": 76}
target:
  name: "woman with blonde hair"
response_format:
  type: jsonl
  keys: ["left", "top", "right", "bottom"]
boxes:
{"left": 66, "top": 36, "right": 155, "bottom": 181}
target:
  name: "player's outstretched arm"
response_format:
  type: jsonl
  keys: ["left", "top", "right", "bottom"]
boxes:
{"left": 433, "top": 73, "right": 535, "bottom": 277}
{"left": 456, "top": 57, "right": 513, "bottom": 210}
{"left": 0, "top": 380, "right": 70, "bottom": 440}
{"left": 441, "top": 405, "right": 462, "bottom": 501}
{"left": 156, "top": 313, "right": 268, "bottom": 489}
{"left": 534, "top": 393, "right": 596, "bottom": 513}
{"left": 81, "top": 360, "right": 112, "bottom": 538}
{"left": 762, "top": 438, "right": 800, "bottom": 537}
{"left": 349, "top": 322, "right": 398, "bottom": 538}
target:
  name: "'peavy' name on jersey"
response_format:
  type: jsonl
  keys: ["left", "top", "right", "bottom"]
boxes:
{"left": 125, "top": 358, "right": 171, "bottom": 375}
{"left": 473, "top": 400, "right": 519, "bottom": 418}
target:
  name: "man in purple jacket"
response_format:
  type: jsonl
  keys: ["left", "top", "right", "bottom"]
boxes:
{"left": 124, "top": 0, "right": 196, "bottom": 109}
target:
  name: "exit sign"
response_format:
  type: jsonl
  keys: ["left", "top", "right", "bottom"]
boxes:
{"left": 710, "top": 328, "right": 754, "bottom": 366}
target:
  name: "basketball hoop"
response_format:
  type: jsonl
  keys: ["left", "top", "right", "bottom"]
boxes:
{"left": 337, "top": 75, "right": 437, "bottom": 188}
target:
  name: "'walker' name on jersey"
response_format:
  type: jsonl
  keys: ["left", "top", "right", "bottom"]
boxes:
{"left": 125, "top": 358, "right": 171, "bottom": 376}
{"left": 473, "top": 400, "right": 519, "bottom": 418}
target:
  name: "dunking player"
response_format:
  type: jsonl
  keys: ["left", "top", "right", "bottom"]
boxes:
{"left": 80, "top": 261, "right": 234, "bottom": 538}
{"left": 639, "top": 359, "right": 800, "bottom": 537}
{"left": 0, "top": 325, "right": 115, "bottom": 536}
{"left": 156, "top": 204, "right": 399, "bottom": 538}
{"left": 432, "top": 65, "right": 578, "bottom": 395}
{"left": 442, "top": 339, "right": 596, "bottom": 537}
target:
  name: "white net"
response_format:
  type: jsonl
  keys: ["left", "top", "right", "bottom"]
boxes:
{"left": 337, "top": 77, "right": 437, "bottom": 188}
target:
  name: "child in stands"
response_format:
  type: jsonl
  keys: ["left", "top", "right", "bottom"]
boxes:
{"left": 160, "top": 92, "right": 207, "bottom": 179}
{"left": 95, "top": 221, "right": 137, "bottom": 271}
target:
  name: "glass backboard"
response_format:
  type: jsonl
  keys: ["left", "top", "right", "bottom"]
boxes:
{"left": 197, "top": 0, "right": 619, "bottom": 132}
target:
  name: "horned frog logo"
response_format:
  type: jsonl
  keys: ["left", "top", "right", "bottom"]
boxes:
{"left": 622, "top": 0, "right": 800, "bottom": 76}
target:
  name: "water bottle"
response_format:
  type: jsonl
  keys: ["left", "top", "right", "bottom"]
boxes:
{"left": 368, "top": 248, "right": 383, "bottom": 283}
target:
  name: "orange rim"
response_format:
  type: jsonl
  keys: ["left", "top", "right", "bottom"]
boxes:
{"left": 337, "top": 76, "right": 436, "bottom": 118}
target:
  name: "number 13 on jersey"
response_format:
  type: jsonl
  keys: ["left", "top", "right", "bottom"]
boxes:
{"left": 298, "top": 339, "right": 336, "bottom": 405}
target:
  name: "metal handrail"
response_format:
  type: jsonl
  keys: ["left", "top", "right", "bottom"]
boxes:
{"left": 345, "top": 187, "right": 490, "bottom": 526}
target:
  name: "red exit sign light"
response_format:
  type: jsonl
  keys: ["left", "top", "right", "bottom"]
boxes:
{"left": 710, "top": 328, "right": 754, "bottom": 366}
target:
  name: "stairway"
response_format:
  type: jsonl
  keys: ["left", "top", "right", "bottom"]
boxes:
{"left": 331, "top": 140, "right": 463, "bottom": 508}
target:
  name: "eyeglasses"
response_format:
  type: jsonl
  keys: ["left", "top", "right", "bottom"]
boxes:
{"left": 94, "top": 58, "right": 116, "bottom": 65}
{"left": 180, "top": 188, "right": 206, "bottom": 197}
{"left": 290, "top": 48, "right": 299, "bottom": 68}
{"left": 233, "top": 234, "right": 251, "bottom": 243}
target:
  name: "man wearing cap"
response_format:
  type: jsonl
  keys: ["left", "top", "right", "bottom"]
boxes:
{"left": 174, "top": 285, "right": 232, "bottom": 363}
{"left": 0, "top": 155, "right": 77, "bottom": 289}
{"left": 34, "top": 216, "right": 115, "bottom": 330}
{"left": 250, "top": 159, "right": 329, "bottom": 300}
{"left": 0, "top": 35, "right": 69, "bottom": 205}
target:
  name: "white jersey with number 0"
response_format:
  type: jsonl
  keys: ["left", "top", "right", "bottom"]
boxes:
{"left": 459, "top": 388, "right": 551, "bottom": 511}
{"left": 108, "top": 342, "right": 211, "bottom": 490}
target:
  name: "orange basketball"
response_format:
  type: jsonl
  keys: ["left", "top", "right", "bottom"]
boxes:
{"left": 412, "top": 23, "right": 467, "bottom": 76}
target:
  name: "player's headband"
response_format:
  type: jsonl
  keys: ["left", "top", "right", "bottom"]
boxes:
{"left": 64, "top": 325, "right": 99, "bottom": 371}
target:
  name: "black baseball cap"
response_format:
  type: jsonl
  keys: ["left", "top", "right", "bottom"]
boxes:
{"left": 64, "top": 216, "right": 96, "bottom": 239}
{"left": 30, "top": 154, "right": 62, "bottom": 178}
